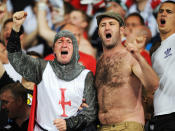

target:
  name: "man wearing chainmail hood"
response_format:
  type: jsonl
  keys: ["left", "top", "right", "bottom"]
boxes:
{"left": 7, "top": 11, "right": 97, "bottom": 131}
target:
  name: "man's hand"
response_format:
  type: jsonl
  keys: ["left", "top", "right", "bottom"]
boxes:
{"left": 125, "top": 41, "right": 141, "bottom": 61}
{"left": 78, "top": 98, "right": 88, "bottom": 111}
{"left": 53, "top": 119, "right": 66, "bottom": 131}
{"left": 12, "top": 11, "right": 27, "bottom": 32}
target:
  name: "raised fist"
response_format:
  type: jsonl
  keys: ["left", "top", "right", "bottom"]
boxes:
{"left": 12, "top": 11, "right": 27, "bottom": 32}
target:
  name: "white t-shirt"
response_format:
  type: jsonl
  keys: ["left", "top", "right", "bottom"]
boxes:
{"left": 152, "top": 33, "right": 175, "bottom": 116}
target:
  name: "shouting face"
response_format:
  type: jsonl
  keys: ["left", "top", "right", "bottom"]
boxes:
{"left": 53, "top": 37, "right": 73, "bottom": 64}
{"left": 157, "top": 2, "right": 175, "bottom": 38}
{"left": 98, "top": 17, "right": 122, "bottom": 49}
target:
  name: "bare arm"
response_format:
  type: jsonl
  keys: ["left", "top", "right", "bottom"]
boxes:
{"left": 22, "top": 28, "right": 38, "bottom": 49}
{"left": 126, "top": 42, "right": 159, "bottom": 92}
{"left": 37, "top": 1, "right": 56, "bottom": 45}
{"left": 0, "top": 61, "right": 5, "bottom": 78}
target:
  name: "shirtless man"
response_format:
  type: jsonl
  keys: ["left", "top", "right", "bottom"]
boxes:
{"left": 95, "top": 12, "right": 159, "bottom": 131}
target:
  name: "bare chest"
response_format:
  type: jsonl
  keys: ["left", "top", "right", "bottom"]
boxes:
{"left": 95, "top": 53, "right": 131, "bottom": 88}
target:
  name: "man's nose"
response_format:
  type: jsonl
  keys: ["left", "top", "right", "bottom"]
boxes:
{"left": 105, "top": 24, "right": 110, "bottom": 30}
{"left": 161, "top": 10, "right": 167, "bottom": 16}
{"left": 62, "top": 42, "right": 68, "bottom": 47}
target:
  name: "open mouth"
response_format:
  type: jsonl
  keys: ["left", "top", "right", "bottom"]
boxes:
{"left": 160, "top": 19, "right": 166, "bottom": 25}
{"left": 61, "top": 51, "right": 68, "bottom": 55}
{"left": 106, "top": 33, "right": 112, "bottom": 39}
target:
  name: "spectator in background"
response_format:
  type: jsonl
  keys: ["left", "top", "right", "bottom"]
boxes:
{"left": 0, "top": 82, "right": 30, "bottom": 131}
{"left": 0, "top": 38, "right": 22, "bottom": 83}
{"left": 37, "top": 0, "right": 97, "bottom": 58}
{"left": 125, "top": 12, "right": 145, "bottom": 35}
{"left": 0, "top": 0, "right": 12, "bottom": 32}
{"left": 105, "top": 0, "right": 126, "bottom": 19}
{"left": 0, "top": 40, "right": 8, "bottom": 65}
{"left": 0, "top": 40, "right": 14, "bottom": 88}
{"left": 0, "top": 49, "right": 13, "bottom": 129}
{"left": 1, "top": 18, "right": 14, "bottom": 47}
{"left": 124, "top": 13, "right": 152, "bottom": 65}
{"left": 124, "top": 24, "right": 152, "bottom": 66}
{"left": 1, "top": 18, "right": 41, "bottom": 53}
{"left": 1, "top": 4, "right": 50, "bottom": 57}
{"left": 7, "top": 11, "right": 97, "bottom": 131}
{"left": 126, "top": 0, "right": 159, "bottom": 38}
{"left": 65, "top": 9, "right": 97, "bottom": 58}
{"left": 150, "top": 1, "right": 175, "bottom": 131}
{"left": 65, "top": 0, "right": 106, "bottom": 16}
{"left": 37, "top": 0, "right": 73, "bottom": 45}
{"left": 49, "top": 1, "right": 75, "bottom": 32}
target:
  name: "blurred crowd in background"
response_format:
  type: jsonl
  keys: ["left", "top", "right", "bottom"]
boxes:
{"left": 0, "top": 0, "right": 170, "bottom": 130}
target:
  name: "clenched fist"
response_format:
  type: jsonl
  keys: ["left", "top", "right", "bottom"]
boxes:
{"left": 53, "top": 118, "right": 67, "bottom": 131}
{"left": 12, "top": 11, "right": 27, "bottom": 32}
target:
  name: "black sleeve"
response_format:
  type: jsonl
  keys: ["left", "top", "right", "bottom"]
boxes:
{"left": 7, "top": 29, "right": 47, "bottom": 84}
{"left": 0, "top": 71, "right": 14, "bottom": 88}
{"left": 65, "top": 71, "right": 98, "bottom": 130}
{"left": 6, "top": 29, "right": 23, "bottom": 53}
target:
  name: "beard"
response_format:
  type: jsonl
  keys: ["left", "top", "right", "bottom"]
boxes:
{"left": 102, "top": 41, "right": 117, "bottom": 49}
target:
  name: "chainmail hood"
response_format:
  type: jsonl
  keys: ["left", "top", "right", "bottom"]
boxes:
{"left": 50, "top": 30, "right": 84, "bottom": 81}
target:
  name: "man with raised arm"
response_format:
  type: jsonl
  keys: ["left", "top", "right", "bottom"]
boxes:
{"left": 95, "top": 12, "right": 159, "bottom": 131}
{"left": 7, "top": 11, "right": 97, "bottom": 131}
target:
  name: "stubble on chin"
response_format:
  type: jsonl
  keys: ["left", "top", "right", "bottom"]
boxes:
{"left": 102, "top": 41, "right": 117, "bottom": 50}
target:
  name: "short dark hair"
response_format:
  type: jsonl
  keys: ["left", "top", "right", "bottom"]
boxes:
{"left": 3, "top": 18, "right": 24, "bottom": 34}
{"left": 0, "top": 82, "right": 28, "bottom": 103}
{"left": 125, "top": 12, "right": 145, "bottom": 25}
{"left": 3, "top": 18, "right": 13, "bottom": 29}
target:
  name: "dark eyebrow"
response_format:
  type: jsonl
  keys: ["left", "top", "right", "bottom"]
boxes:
{"left": 159, "top": 8, "right": 164, "bottom": 12}
{"left": 109, "top": 21, "right": 116, "bottom": 24}
{"left": 166, "top": 9, "right": 173, "bottom": 13}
